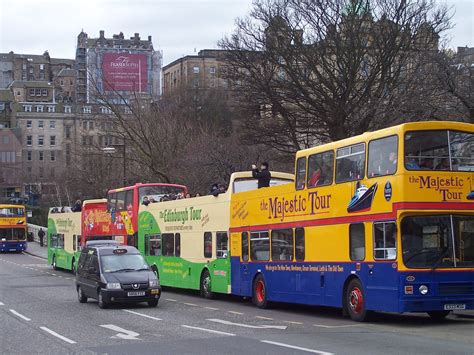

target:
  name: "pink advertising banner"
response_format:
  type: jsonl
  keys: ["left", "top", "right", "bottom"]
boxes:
{"left": 102, "top": 53, "right": 148, "bottom": 92}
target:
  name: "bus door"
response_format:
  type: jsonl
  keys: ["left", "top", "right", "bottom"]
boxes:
{"left": 240, "top": 232, "right": 251, "bottom": 295}
{"left": 212, "top": 232, "right": 231, "bottom": 293}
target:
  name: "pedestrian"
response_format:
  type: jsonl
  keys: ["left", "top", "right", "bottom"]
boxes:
{"left": 252, "top": 162, "right": 271, "bottom": 188}
{"left": 38, "top": 228, "right": 45, "bottom": 247}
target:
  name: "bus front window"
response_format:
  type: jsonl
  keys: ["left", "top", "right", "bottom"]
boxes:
{"left": 402, "top": 215, "right": 474, "bottom": 269}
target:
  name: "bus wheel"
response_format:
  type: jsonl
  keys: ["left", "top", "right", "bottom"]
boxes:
{"left": 253, "top": 274, "right": 269, "bottom": 309}
{"left": 98, "top": 290, "right": 108, "bottom": 309}
{"left": 427, "top": 311, "right": 450, "bottom": 321}
{"left": 200, "top": 269, "right": 214, "bottom": 299}
{"left": 346, "top": 279, "right": 367, "bottom": 322}
{"left": 77, "top": 286, "right": 87, "bottom": 303}
{"left": 52, "top": 256, "right": 57, "bottom": 270}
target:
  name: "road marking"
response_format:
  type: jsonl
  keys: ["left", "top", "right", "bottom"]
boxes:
{"left": 207, "top": 318, "right": 287, "bottom": 330}
{"left": 313, "top": 324, "right": 362, "bottom": 329}
{"left": 181, "top": 325, "right": 236, "bottom": 336}
{"left": 204, "top": 306, "right": 219, "bottom": 310}
{"left": 0, "top": 302, "right": 4, "bottom": 306}
{"left": 40, "top": 326, "right": 77, "bottom": 344}
{"left": 283, "top": 320, "right": 304, "bottom": 325}
{"left": 261, "top": 340, "right": 333, "bottom": 354}
{"left": 256, "top": 316, "right": 274, "bottom": 320}
{"left": 9, "top": 309, "right": 31, "bottom": 321}
{"left": 123, "top": 309, "right": 162, "bottom": 320}
{"left": 51, "top": 273, "right": 57, "bottom": 276}
{"left": 228, "top": 311, "right": 244, "bottom": 315}
{"left": 100, "top": 324, "right": 140, "bottom": 340}
{"left": 166, "top": 298, "right": 177, "bottom": 302}
{"left": 183, "top": 302, "right": 198, "bottom": 307}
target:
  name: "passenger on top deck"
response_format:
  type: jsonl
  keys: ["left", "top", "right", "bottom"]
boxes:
{"left": 252, "top": 162, "right": 271, "bottom": 188}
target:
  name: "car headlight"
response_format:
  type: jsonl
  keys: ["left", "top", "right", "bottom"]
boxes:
{"left": 419, "top": 285, "right": 429, "bottom": 295}
{"left": 149, "top": 279, "right": 159, "bottom": 288}
{"left": 106, "top": 282, "right": 121, "bottom": 290}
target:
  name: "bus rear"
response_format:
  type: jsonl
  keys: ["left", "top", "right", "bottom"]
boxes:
{"left": 81, "top": 199, "right": 116, "bottom": 245}
{"left": 0, "top": 205, "right": 27, "bottom": 252}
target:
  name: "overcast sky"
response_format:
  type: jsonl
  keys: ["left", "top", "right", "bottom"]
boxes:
{"left": 0, "top": 0, "right": 472, "bottom": 66}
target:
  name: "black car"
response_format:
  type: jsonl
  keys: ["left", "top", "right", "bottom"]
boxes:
{"left": 75, "top": 241, "right": 161, "bottom": 308}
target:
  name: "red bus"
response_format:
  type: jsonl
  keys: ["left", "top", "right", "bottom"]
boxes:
{"left": 107, "top": 183, "right": 188, "bottom": 247}
{"left": 81, "top": 199, "right": 114, "bottom": 245}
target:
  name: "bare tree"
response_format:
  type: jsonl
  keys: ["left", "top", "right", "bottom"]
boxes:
{"left": 219, "top": 0, "right": 453, "bottom": 153}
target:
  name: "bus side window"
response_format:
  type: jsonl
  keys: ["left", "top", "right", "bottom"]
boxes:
{"left": 116, "top": 191, "right": 126, "bottom": 210}
{"left": 204, "top": 232, "right": 212, "bottom": 258}
{"left": 250, "top": 231, "right": 269, "bottom": 261}
{"left": 368, "top": 135, "right": 398, "bottom": 177}
{"left": 107, "top": 192, "right": 117, "bottom": 212}
{"left": 295, "top": 228, "right": 305, "bottom": 261}
{"left": 271, "top": 229, "right": 293, "bottom": 261}
{"left": 295, "top": 157, "right": 307, "bottom": 190}
{"left": 148, "top": 235, "right": 161, "bottom": 256}
{"left": 144, "top": 234, "right": 149, "bottom": 255}
{"left": 162, "top": 233, "right": 175, "bottom": 256}
{"left": 124, "top": 189, "right": 134, "bottom": 210}
{"left": 307, "top": 151, "right": 334, "bottom": 188}
{"left": 216, "top": 232, "right": 228, "bottom": 258}
{"left": 242, "top": 232, "right": 249, "bottom": 261}
{"left": 175, "top": 233, "right": 181, "bottom": 257}
{"left": 373, "top": 222, "right": 397, "bottom": 260}
{"left": 350, "top": 223, "right": 365, "bottom": 261}
{"left": 336, "top": 143, "right": 366, "bottom": 183}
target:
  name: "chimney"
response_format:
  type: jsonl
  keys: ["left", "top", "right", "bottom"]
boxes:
{"left": 99, "top": 30, "right": 105, "bottom": 38}
{"left": 148, "top": 35, "right": 152, "bottom": 42}
{"left": 134, "top": 33, "right": 140, "bottom": 40}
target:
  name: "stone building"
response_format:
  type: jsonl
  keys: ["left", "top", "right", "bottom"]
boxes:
{"left": 0, "top": 128, "right": 22, "bottom": 199}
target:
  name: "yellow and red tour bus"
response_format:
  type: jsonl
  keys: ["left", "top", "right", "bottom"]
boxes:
{"left": 0, "top": 204, "right": 27, "bottom": 252}
{"left": 107, "top": 183, "right": 188, "bottom": 248}
{"left": 229, "top": 121, "right": 473, "bottom": 321}
{"left": 81, "top": 199, "right": 116, "bottom": 245}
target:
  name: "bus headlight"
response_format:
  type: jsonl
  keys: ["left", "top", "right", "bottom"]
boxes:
{"left": 419, "top": 285, "right": 429, "bottom": 295}
{"left": 149, "top": 280, "right": 159, "bottom": 288}
{"left": 106, "top": 282, "right": 121, "bottom": 290}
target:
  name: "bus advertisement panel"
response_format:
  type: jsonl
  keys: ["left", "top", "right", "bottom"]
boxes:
{"left": 81, "top": 199, "right": 119, "bottom": 244}
{"left": 0, "top": 204, "right": 27, "bottom": 252}
{"left": 47, "top": 210, "right": 81, "bottom": 271}
{"left": 229, "top": 121, "right": 473, "bottom": 321}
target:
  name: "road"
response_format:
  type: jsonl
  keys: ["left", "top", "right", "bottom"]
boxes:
{"left": 0, "top": 251, "right": 473, "bottom": 355}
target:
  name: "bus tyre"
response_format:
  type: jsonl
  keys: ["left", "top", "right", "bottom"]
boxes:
{"left": 98, "top": 290, "right": 108, "bottom": 309}
{"left": 200, "top": 269, "right": 214, "bottom": 299}
{"left": 427, "top": 311, "right": 450, "bottom": 321}
{"left": 148, "top": 299, "right": 159, "bottom": 307}
{"left": 52, "top": 256, "right": 57, "bottom": 270}
{"left": 346, "top": 279, "right": 367, "bottom": 322}
{"left": 77, "top": 286, "right": 87, "bottom": 303}
{"left": 253, "top": 274, "right": 269, "bottom": 309}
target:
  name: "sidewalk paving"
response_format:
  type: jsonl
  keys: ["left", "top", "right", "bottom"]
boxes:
{"left": 25, "top": 241, "right": 48, "bottom": 260}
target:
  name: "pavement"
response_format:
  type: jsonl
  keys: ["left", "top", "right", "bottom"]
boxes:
{"left": 24, "top": 241, "right": 47, "bottom": 260}
{"left": 0, "top": 251, "right": 473, "bottom": 355}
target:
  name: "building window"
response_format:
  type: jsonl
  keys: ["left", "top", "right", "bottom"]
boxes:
{"left": 47, "top": 106, "right": 55, "bottom": 113}
{"left": 50, "top": 120, "right": 56, "bottom": 129}
{"left": 373, "top": 222, "right": 397, "bottom": 260}
{"left": 100, "top": 106, "right": 112, "bottom": 114}
{"left": 38, "top": 120, "right": 44, "bottom": 129}
{"left": 39, "top": 167, "right": 44, "bottom": 178}
{"left": 65, "top": 126, "right": 71, "bottom": 139}
{"left": 204, "top": 232, "right": 212, "bottom": 258}
{"left": 39, "top": 64, "right": 44, "bottom": 70}
{"left": 50, "top": 151, "right": 56, "bottom": 161}
{"left": 209, "top": 66, "right": 216, "bottom": 74}
{"left": 82, "top": 136, "right": 87, "bottom": 145}
{"left": 39, "top": 72, "right": 45, "bottom": 80}
{"left": 39, "top": 151, "right": 44, "bottom": 161}
{"left": 23, "top": 105, "right": 32, "bottom": 112}
{"left": 50, "top": 136, "right": 56, "bottom": 146}
{"left": 36, "top": 105, "right": 44, "bottom": 113}
{"left": 83, "top": 106, "right": 92, "bottom": 114}
{"left": 26, "top": 135, "right": 32, "bottom": 146}
{"left": 250, "top": 231, "right": 270, "bottom": 261}
{"left": 27, "top": 166, "right": 32, "bottom": 174}
{"left": 350, "top": 223, "right": 365, "bottom": 261}
{"left": 29, "top": 89, "right": 36, "bottom": 96}
{"left": 88, "top": 121, "right": 94, "bottom": 130}
{"left": 27, "top": 151, "right": 32, "bottom": 161}
{"left": 2, "top": 135, "right": 8, "bottom": 144}
{"left": 26, "top": 120, "right": 32, "bottom": 129}
{"left": 35, "top": 89, "right": 41, "bottom": 96}
{"left": 38, "top": 135, "right": 44, "bottom": 146}
{"left": 193, "top": 66, "right": 200, "bottom": 74}
{"left": 271, "top": 229, "right": 293, "bottom": 261}
{"left": 60, "top": 80, "right": 64, "bottom": 86}
{"left": 41, "top": 89, "right": 48, "bottom": 96}
{"left": 64, "top": 106, "right": 72, "bottom": 113}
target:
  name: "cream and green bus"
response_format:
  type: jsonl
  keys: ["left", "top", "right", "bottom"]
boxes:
{"left": 137, "top": 171, "right": 294, "bottom": 298}
{"left": 47, "top": 207, "right": 81, "bottom": 272}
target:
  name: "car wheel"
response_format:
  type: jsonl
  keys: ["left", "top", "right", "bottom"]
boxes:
{"left": 427, "top": 311, "right": 450, "bottom": 321}
{"left": 148, "top": 299, "right": 159, "bottom": 307}
{"left": 200, "top": 269, "right": 214, "bottom": 299}
{"left": 52, "top": 256, "right": 57, "bottom": 270}
{"left": 346, "top": 278, "right": 368, "bottom": 322}
{"left": 253, "top": 274, "right": 269, "bottom": 309}
{"left": 77, "top": 286, "right": 87, "bottom": 303}
{"left": 98, "top": 290, "right": 108, "bottom": 309}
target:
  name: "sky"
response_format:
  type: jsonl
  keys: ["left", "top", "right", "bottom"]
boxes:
{"left": 0, "top": 0, "right": 472, "bottom": 66}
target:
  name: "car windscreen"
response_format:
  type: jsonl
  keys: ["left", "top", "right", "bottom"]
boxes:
{"left": 100, "top": 253, "right": 149, "bottom": 273}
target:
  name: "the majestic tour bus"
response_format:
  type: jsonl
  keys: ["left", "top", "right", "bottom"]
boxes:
{"left": 137, "top": 172, "right": 294, "bottom": 298}
{"left": 0, "top": 204, "right": 27, "bottom": 252}
{"left": 81, "top": 199, "right": 115, "bottom": 245}
{"left": 107, "top": 183, "right": 188, "bottom": 248}
{"left": 47, "top": 207, "right": 81, "bottom": 271}
{"left": 229, "top": 121, "right": 473, "bottom": 321}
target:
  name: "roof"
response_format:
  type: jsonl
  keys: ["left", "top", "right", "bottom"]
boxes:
{"left": 56, "top": 68, "right": 76, "bottom": 77}
{"left": 0, "top": 89, "right": 13, "bottom": 101}
{"left": 50, "top": 58, "right": 75, "bottom": 65}
{"left": 9, "top": 80, "right": 52, "bottom": 88}
{"left": 163, "top": 49, "right": 228, "bottom": 70}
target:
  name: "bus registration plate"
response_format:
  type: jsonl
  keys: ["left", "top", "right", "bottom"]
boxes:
{"left": 444, "top": 304, "right": 465, "bottom": 310}
{"left": 127, "top": 291, "right": 145, "bottom": 297}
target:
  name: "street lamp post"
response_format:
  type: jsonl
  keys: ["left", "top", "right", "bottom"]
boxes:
{"left": 101, "top": 143, "right": 127, "bottom": 187}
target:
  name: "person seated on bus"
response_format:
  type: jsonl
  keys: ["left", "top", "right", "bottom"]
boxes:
{"left": 308, "top": 168, "right": 321, "bottom": 188}
{"left": 71, "top": 200, "right": 82, "bottom": 212}
{"left": 436, "top": 158, "right": 450, "bottom": 170}
{"left": 142, "top": 196, "right": 150, "bottom": 206}
{"left": 419, "top": 158, "right": 434, "bottom": 170}
{"left": 279, "top": 248, "right": 291, "bottom": 261}
{"left": 405, "top": 154, "right": 420, "bottom": 170}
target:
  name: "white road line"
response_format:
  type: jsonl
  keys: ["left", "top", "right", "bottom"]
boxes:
{"left": 166, "top": 298, "right": 177, "bottom": 302}
{"left": 123, "top": 309, "right": 162, "bottom": 321}
{"left": 51, "top": 273, "right": 57, "bottom": 276}
{"left": 228, "top": 311, "right": 244, "bottom": 315}
{"left": 181, "top": 325, "right": 236, "bottom": 336}
{"left": 40, "top": 326, "right": 77, "bottom": 344}
{"left": 255, "top": 316, "right": 274, "bottom": 320}
{"left": 9, "top": 309, "right": 31, "bottom": 321}
{"left": 261, "top": 340, "right": 333, "bottom": 354}
{"left": 207, "top": 318, "right": 287, "bottom": 330}
{"left": 313, "top": 324, "right": 362, "bottom": 329}
{"left": 204, "top": 306, "right": 219, "bottom": 311}
{"left": 183, "top": 302, "right": 198, "bottom": 307}
{"left": 283, "top": 320, "right": 304, "bottom": 325}
{"left": 0, "top": 302, "right": 4, "bottom": 306}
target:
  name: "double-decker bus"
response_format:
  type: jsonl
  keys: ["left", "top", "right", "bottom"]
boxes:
{"left": 81, "top": 199, "right": 115, "bottom": 245}
{"left": 137, "top": 172, "right": 294, "bottom": 297}
{"left": 107, "top": 183, "right": 188, "bottom": 248}
{"left": 47, "top": 207, "right": 81, "bottom": 271}
{"left": 0, "top": 204, "right": 27, "bottom": 252}
{"left": 230, "top": 121, "right": 473, "bottom": 321}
